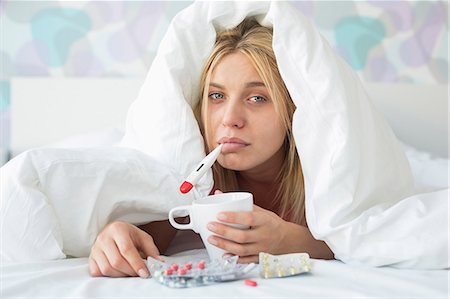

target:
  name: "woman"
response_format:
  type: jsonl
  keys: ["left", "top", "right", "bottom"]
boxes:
{"left": 89, "top": 19, "right": 334, "bottom": 278}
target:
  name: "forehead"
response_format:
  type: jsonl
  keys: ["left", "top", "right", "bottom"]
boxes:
{"left": 210, "top": 52, "right": 262, "bottom": 83}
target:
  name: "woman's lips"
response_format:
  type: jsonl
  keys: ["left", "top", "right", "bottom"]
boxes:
{"left": 218, "top": 137, "right": 249, "bottom": 153}
{"left": 221, "top": 142, "right": 249, "bottom": 153}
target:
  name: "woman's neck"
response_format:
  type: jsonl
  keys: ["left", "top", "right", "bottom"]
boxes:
{"left": 237, "top": 175, "right": 279, "bottom": 211}
{"left": 236, "top": 147, "right": 284, "bottom": 211}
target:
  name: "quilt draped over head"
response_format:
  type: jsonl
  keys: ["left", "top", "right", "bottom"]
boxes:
{"left": 1, "top": 1, "right": 447, "bottom": 269}
{"left": 120, "top": 1, "right": 448, "bottom": 269}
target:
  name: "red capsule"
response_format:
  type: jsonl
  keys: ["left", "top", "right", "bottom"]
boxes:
{"left": 170, "top": 263, "right": 179, "bottom": 271}
{"left": 185, "top": 262, "right": 192, "bottom": 270}
{"left": 164, "top": 268, "right": 173, "bottom": 275}
{"left": 178, "top": 268, "right": 187, "bottom": 275}
{"left": 244, "top": 279, "right": 257, "bottom": 287}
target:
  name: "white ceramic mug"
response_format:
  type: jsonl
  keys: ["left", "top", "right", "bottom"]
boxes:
{"left": 168, "top": 192, "right": 253, "bottom": 260}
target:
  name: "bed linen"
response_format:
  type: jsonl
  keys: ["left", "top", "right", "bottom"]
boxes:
{"left": 0, "top": 147, "right": 200, "bottom": 261}
{"left": 1, "top": 1, "right": 448, "bottom": 296}
{"left": 1, "top": 6, "right": 448, "bottom": 298}
{"left": 118, "top": 0, "right": 448, "bottom": 268}
{"left": 1, "top": 136, "right": 447, "bottom": 297}
{"left": 1, "top": 248, "right": 447, "bottom": 298}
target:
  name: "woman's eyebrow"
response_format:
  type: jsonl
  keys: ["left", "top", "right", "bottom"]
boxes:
{"left": 209, "top": 82, "right": 224, "bottom": 89}
{"left": 245, "top": 81, "right": 266, "bottom": 88}
{"left": 209, "top": 81, "right": 266, "bottom": 88}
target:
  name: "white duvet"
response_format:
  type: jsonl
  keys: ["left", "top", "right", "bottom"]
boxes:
{"left": 1, "top": 1, "right": 448, "bottom": 269}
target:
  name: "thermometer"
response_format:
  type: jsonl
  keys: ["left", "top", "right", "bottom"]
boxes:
{"left": 179, "top": 144, "right": 223, "bottom": 194}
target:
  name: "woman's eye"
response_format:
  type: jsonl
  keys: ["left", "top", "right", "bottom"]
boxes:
{"left": 249, "top": 95, "right": 266, "bottom": 103}
{"left": 209, "top": 92, "right": 224, "bottom": 100}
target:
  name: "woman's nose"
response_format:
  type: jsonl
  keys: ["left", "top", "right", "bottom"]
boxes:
{"left": 222, "top": 99, "right": 245, "bottom": 129}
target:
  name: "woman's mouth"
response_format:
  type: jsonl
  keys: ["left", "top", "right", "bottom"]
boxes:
{"left": 218, "top": 137, "right": 250, "bottom": 153}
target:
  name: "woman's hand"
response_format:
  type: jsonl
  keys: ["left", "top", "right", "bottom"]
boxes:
{"left": 208, "top": 190, "right": 334, "bottom": 262}
{"left": 89, "top": 221, "right": 161, "bottom": 278}
{"left": 207, "top": 191, "right": 289, "bottom": 263}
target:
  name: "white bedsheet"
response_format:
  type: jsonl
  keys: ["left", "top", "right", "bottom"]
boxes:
{"left": 1, "top": 248, "right": 447, "bottom": 298}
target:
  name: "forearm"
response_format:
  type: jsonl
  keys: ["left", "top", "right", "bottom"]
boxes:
{"left": 280, "top": 222, "right": 335, "bottom": 260}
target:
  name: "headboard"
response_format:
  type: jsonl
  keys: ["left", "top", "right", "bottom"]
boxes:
{"left": 10, "top": 77, "right": 143, "bottom": 156}
{"left": 364, "top": 82, "right": 448, "bottom": 158}
{"left": 9, "top": 78, "right": 448, "bottom": 158}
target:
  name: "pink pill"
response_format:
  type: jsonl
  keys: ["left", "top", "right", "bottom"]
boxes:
{"left": 178, "top": 268, "right": 187, "bottom": 275}
{"left": 185, "top": 263, "right": 192, "bottom": 270}
{"left": 244, "top": 279, "right": 257, "bottom": 287}
{"left": 164, "top": 269, "right": 173, "bottom": 275}
{"left": 170, "top": 263, "right": 179, "bottom": 271}
{"left": 197, "top": 261, "right": 206, "bottom": 269}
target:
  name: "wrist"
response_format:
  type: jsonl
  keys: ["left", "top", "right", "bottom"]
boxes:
{"left": 276, "top": 221, "right": 307, "bottom": 254}
{"left": 276, "top": 219, "right": 296, "bottom": 254}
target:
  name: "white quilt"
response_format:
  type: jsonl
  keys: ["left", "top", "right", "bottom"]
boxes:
{"left": 1, "top": 1, "right": 448, "bottom": 270}
{"left": 0, "top": 148, "right": 199, "bottom": 261}
{"left": 120, "top": 1, "right": 448, "bottom": 269}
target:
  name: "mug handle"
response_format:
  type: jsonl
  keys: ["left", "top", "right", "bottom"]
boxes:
{"left": 168, "top": 205, "right": 194, "bottom": 231}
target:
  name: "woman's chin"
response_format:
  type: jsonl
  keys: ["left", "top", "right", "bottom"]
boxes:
{"left": 217, "top": 156, "right": 250, "bottom": 172}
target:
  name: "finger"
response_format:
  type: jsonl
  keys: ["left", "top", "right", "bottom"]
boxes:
{"left": 102, "top": 238, "right": 136, "bottom": 277}
{"left": 207, "top": 222, "right": 258, "bottom": 243}
{"left": 214, "top": 189, "right": 223, "bottom": 195}
{"left": 95, "top": 250, "right": 129, "bottom": 277}
{"left": 217, "top": 211, "right": 266, "bottom": 227}
{"left": 208, "top": 235, "right": 261, "bottom": 257}
{"left": 237, "top": 255, "right": 259, "bottom": 264}
{"left": 135, "top": 228, "right": 161, "bottom": 259}
{"left": 88, "top": 255, "right": 102, "bottom": 277}
{"left": 115, "top": 231, "right": 151, "bottom": 278}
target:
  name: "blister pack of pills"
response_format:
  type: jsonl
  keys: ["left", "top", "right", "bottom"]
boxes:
{"left": 147, "top": 255, "right": 257, "bottom": 288}
{"left": 259, "top": 252, "right": 312, "bottom": 278}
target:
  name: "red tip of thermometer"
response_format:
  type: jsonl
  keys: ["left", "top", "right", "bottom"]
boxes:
{"left": 179, "top": 181, "right": 193, "bottom": 194}
{"left": 179, "top": 144, "right": 223, "bottom": 194}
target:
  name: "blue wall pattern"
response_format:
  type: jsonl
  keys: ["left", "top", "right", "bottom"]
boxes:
{"left": 0, "top": 1, "right": 448, "bottom": 149}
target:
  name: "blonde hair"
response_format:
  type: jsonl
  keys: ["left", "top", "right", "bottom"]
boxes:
{"left": 194, "top": 19, "right": 305, "bottom": 225}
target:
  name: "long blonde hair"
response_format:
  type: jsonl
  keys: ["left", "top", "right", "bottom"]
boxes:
{"left": 194, "top": 19, "right": 305, "bottom": 225}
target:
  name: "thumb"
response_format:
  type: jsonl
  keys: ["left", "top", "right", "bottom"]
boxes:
{"left": 134, "top": 228, "right": 161, "bottom": 260}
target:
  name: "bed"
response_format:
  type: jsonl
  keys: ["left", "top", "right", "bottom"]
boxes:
{"left": 1, "top": 78, "right": 448, "bottom": 298}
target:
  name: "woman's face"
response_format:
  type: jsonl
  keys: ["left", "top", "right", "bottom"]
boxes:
{"left": 206, "top": 52, "right": 286, "bottom": 173}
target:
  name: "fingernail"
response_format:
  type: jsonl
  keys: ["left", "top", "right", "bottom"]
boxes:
{"left": 217, "top": 213, "right": 227, "bottom": 221}
{"left": 208, "top": 237, "right": 217, "bottom": 245}
{"left": 138, "top": 268, "right": 149, "bottom": 278}
{"left": 207, "top": 223, "right": 216, "bottom": 231}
